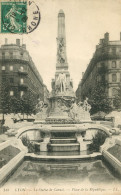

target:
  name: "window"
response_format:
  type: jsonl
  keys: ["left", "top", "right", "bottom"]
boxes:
{"left": 2, "top": 52, "right": 5, "bottom": 59}
{"left": 20, "top": 78, "right": 24, "bottom": 84}
{"left": 112, "top": 88, "right": 118, "bottom": 97}
{"left": 119, "top": 61, "right": 121, "bottom": 68}
{"left": 20, "top": 91, "right": 24, "bottom": 97}
{"left": 2, "top": 77, "right": 6, "bottom": 82}
{"left": 20, "top": 52, "right": 23, "bottom": 56}
{"left": 10, "top": 65, "right": 13, "bottom": 71}
{"left": 112, "top": 47, "right": 116, "bottom": 54}
{"left": 101, "top": 62, "right": 105, "bottom": 67}
{"left": 2, "top": 66, "right": 5, "bottom": 70}
{"left": 112, "top": 61, "right": 116, "bottom": 68}
{"left": 102, "top": 47, "right": 104, "bottom": 53}
{"left": 20, "top": 66, "right": 24, "bottom": 71}
{"left": 10, "top": 91, "right": 14, "bottom": 96}
{"left": 10, "top": 52, "right": 13, "bottom": 59}
{"left": 10, "top": 78, "right": 14, "bottom": 83}
{"left": 96, "top": 75, "right": 101, "bottom": 82}
{"left": 112, "top": 74, "right": 117, "bottom": 82}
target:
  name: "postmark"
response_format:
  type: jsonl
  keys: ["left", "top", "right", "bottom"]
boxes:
{"left": 1, "top": 0, "right": 41, "bottom": 34}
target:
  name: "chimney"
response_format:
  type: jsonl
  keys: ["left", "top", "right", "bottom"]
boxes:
{"left": 16, "top": 39, "right": 20, "bottom": 46}
{"left": 104, "top": 32, "right": 109, "bottom": 44}
{"left": 120, "top": 32, "right": 121, "bottom": 41}
{"left": 96, "top": 45, "right": 99, "bottom": 49}
{"left": 5, "top": 38, "right": 8, "bottom": 44}
{"left": 100, "top": 39, "right": 104, "bottom": 45}
{"left": 22, "top": 44, "right": 26, "bottom": 49}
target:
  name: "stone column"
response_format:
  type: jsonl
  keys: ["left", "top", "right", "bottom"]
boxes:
{"left": 40, "top": 132, "right": 50, "bottom": 152}
{"left": 76, "top": 132, "right": 88, "bottom": 152}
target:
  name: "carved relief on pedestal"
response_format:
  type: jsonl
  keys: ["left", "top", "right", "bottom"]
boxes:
{"left": 57, "top": 38, "right": 66, "bottom": 64}
{"left": 57, "top": 98, "right": 69, "bottom": 112}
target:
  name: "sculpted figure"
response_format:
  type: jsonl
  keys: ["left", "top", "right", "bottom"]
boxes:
{"left": 83, "top": 97, "right": 91, "bottom": 112}
{"left": 57, "top": 73, "right": 66, "bottom": 92}
{"left": 70, "top": 102, "right": 78, "bottom": 120}
{"left": 35, "top": 100, "right": 44, "bottom": 113}
{"left": 36, "top": 100, "right": 48, "bottom": 119}
{"left": 68, "top": 98, "right": 91, "bottom": 121}
{"left": 57, "top": 38, "right": 66, "bottom": 64}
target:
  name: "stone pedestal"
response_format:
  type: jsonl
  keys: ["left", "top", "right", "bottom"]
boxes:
{"left": 40, "top": 137, "right": 50, "bottom": 152}
{"left": 76, "top": 132, "right": 90, "bottom": 152}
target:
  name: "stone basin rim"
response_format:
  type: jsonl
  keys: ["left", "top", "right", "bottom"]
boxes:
{"left": 25, "top": 152, "right": 102, "bottom": 160}
{"left": 16, "top": 123, "right": 112, "bottom": 138}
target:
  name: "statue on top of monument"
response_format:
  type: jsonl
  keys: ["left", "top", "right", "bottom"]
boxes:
{"left": 56, "top": 73, "right": 66, "bottom": 92}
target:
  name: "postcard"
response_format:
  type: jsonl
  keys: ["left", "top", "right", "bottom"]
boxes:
{"left": 0, "top": 0, "right": 121, "bottom": 195}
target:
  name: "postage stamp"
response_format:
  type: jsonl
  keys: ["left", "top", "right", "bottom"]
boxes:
{"left": 0, "top": 0, "right": 41, "bottom": 34}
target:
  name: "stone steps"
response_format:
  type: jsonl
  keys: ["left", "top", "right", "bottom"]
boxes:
{"left": 50, "top": 138, "right": 77, "bottom": 144}
{"left": 48, "top": 165, "right": 78, "bottom": 170}
{"left": 48, "top": 164, "right": 78, "bottom": 169}
{"left": 47, "top": 130, "right": 80, "bottom": 152}
{"left": 48, "top": 143, "right": 80, "bottom": 152}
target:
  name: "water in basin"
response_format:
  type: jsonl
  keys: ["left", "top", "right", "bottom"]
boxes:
{"left": 5, "top": 159, "right": 120, "bottom": 187}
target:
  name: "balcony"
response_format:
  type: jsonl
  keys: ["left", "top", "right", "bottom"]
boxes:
{"left": 18, "top": 69, "right": 28, "bottom": 75}
{"left": 0, "top": 57, "right": 29, "bottom": 64}
{"left": 18, "top": 83, "right": 28, "bottom": 90}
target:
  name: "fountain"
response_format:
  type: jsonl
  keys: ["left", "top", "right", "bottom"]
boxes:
{"left": 25, "top": 10, "right": 94, "bottom": 154}
{"left": 17, "top": 10, "right": 112, "bottom": 155}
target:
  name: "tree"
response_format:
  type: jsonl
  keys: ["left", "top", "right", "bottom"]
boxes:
{"left": 20, "top": 90, "right": 37, "bottom": 118}
{"left": 9, "top": 90, "right": 38, "bottom": 119}
{"left": 1, "top": 79, "right": 11, "bottom": 123}
{"left": 89, "top": 130, "right": 108, "bottom": 152}
{"left": 9, "top": 96, "right": 22, "bottom": 114}
{"left": 88, "top": 64, "right": 112, "bottom": 115}
{"left": 1, "top": 75, "right": 38, "bottom": 123}
{"left": 89, "top": 83, "right": 112, "bottom": 115}
{"left": 113, "top": 84, "right": 121, "bottom": 109}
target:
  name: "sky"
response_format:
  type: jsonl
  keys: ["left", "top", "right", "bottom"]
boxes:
{"left": 0, "top": 0, "right": 121, "bottom": 91}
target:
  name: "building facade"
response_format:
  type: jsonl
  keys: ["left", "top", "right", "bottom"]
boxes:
{"left": 43, "top": 84, "right": 49, "bottom": 105}
{"left": 0, "top": 38, "right": 48, "bottom": 113}
{"left": 76, "top": 33, "right": 121, "bottom": 106}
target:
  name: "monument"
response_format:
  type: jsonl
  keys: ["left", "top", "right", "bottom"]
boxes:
{"left": 22, "top": 10, "right": 92, "bottom": 153}
{"left": 36, "top": 10, "right": 91, "bottom": 153}
{"left": 46, "top": 9, "right": 76, "bottom": 124}
{"left": 45, "top": 9, "right": 91, "bottom": 125}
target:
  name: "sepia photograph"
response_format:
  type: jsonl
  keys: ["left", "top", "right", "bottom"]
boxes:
{"left": 0, "top": 0, "right": 121, "bottom": 194}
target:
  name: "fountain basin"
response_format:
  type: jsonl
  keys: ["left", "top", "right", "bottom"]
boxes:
{"left": 5, "top": 158, "right": 120, "bottom": 187}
